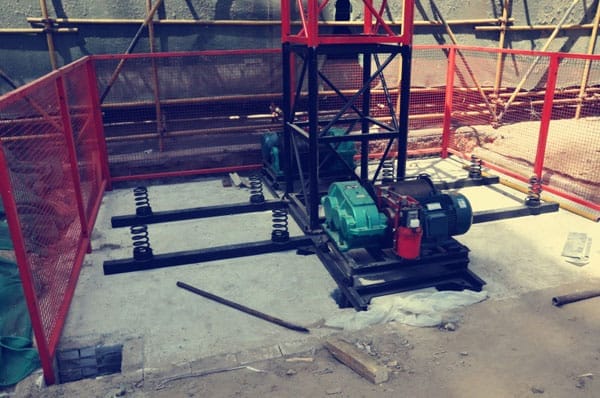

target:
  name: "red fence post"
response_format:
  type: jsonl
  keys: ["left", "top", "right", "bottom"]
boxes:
{"left": 86, "top": 58, "right": 112, "bottom": 191}
{"left": 441, "top": 46, "right": 456, "bottom": 158}
{"left": 0, "top": 145, "right": 56, "bottom": 385}
{"left": 281, "top": 0, "right": 290, "bottom": 41}
{"left": 534, "top": 54, "right": 560, "bottom": 178}
{"left": 56, "top": 75, "right": 90, "bottom": 241}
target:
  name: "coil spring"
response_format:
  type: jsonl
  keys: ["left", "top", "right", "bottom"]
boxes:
{"left": 271, "top": 207, "right": 290, "bottom": 243}
{"left": 381, "top": 159, "right": 395, "bottom": 184}
{"left": 133, "top": 186, "right": 153, "bottom": 217}
{"left": 468, "top": 154, "right": 483, "bottom": 179}
{"left": 525, "top": 175, "right": 542, "bottom": 206}
{"left": 130, "top": 224, "right": 153, "bottom": 261}
{"left": 249, "top": 174, "right": 265, "bottom": 204}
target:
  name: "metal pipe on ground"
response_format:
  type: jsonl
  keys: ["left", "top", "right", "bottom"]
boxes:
{"left": 552, "top": 290, "right": 600, "bottom": 306}
{"left": 176, "top": 281, "right": 310, "bottom": 333}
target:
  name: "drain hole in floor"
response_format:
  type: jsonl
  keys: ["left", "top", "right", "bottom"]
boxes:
{"left": 56, "top": 344, "right": 123, "bottom": 383}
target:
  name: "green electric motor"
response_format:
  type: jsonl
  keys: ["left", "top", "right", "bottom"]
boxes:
{"left": 321, "top": 181, "right": 388, "bottom": 251}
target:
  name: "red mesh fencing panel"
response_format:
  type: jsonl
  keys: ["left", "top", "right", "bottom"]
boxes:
{"left": 89, "top": 47, "right": 598, "bottom": 212}
{"left": 63, "top": 61, "right": 107, "bottom": 227}
{"left": 544, "top": 56, "right": 600, "bottom": 205}
{"left": 409, "top": 47, "right": 449, "bottom": 153}
{"left": 0, "top": 58, "right": 108, "bottom": 384}
{"left": 448, "top": 48, "right": 550, "bottom": 178}
{"left": 92, "top": 50, "right": 282, "bottom": 179}
{"left": 444, "top": 47, "right": 599, "bottom": 210}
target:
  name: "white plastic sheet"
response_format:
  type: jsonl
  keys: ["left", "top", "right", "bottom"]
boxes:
{"left": 325, "top": 289, "right": 488, "bottom": 330}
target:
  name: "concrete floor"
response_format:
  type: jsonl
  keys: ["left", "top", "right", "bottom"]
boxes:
{"left": 56, "top": 157, "right": 600, "bottom": 384}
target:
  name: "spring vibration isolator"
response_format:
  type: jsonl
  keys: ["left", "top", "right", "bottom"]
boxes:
{"left": 249, "top": 174, "right": 265, "bottom": 204}
{"left": 271, "top": 206, "right": 290, "bottom": 242}
{"left": 381, "top": 159, "right": 395, "bottom": 183}
{"left": 130, "top": 224, "right": 153, "bottom": 261}
{"left": 525, "top": 175, "right": 542, "bottom": 206}
{"left": 133, "top": 186, "right": 153, "bottom": 217}
{"left": 468, "top": 155, "right": 483, "bottom": 179}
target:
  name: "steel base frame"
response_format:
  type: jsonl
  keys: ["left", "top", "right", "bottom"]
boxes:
{"left": 315, "top": 237, "right": 485, "bottom": 310}
{"left": 111, "top": 200, "right": 284, "bottom": 228}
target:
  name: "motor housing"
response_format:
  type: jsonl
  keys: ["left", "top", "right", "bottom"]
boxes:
{"left": 322, "top": 175, "right": 473, "bottom": 259}
{"left": 261, "top": 128, "right": 356, "bottom": 177}
{"left": 321, "top": 181, "right": 388, "bottom": 251}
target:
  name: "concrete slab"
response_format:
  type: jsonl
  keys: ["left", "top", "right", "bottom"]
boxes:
{"left": 58, "top": 157, "right": 600, "bottom": 385}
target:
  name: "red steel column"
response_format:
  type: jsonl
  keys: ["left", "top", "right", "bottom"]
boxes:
{"left": 441, "top": 46, "right": 456, "bottom": 158}
{"left": 534, "top": 54, "right": 559, "bottom": 178}
{"left": 281, "top": 0, "right": 291, "bottom": 40}
{"left": 86, "top": 58, "right": 112, "bottom": 191}
{"left": 56, "top": 75, "right": 89, "bottom": 240}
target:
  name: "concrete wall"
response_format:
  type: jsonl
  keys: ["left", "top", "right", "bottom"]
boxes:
{"left": 1, "top": 0, "right": 599, "bottom": 93}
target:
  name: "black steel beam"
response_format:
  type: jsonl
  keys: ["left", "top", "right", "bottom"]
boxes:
{"left": 433, "top": 175, "right": 500, "bottom": 190}
{"left": 103, "top": 236, "right": 314, "bottom": 275}
{"left": 472, "top": 202, "right": 560, "bottom": 224}
{"left": 111, "top": 200, "right": 284, "bottom": 228}
{"left": 396, "top": 45, "right": 412, "bottom": 179}
{"left": 318, "top": 131, "right": 402, "bottom": 143}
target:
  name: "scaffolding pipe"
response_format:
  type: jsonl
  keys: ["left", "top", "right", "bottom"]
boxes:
{"left": 575, "top": 0, "right": 600, "bottom": 119}
{"left": 476, "top": 23, "right": 598, "bottom": 31}
{"left": 496, "top": 0, "right": 581, "bottom": 123}
{"left": 493, "top": 0, "right": 511, "bottom": 100}
{"left": 146, "top": 0, "right": 164, "bottom": 152}
{"left": 428, "top": 0, "right": 497, "bottom": 122}
{"left": 27, "top": 16, "right": 511, "bottom": 27}
{"left": 0, "top": 27, "right": 77, "bottom": 34}
{"left": 99, "top": 0, "right": 164, "bottom": 103}
{"left": 104, "top": 123, "right": 276, "bottom": 142}
{"left": 39, "top": 0, "right": 58, "bottom": 69}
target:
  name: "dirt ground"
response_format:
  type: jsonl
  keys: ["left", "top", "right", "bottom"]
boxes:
{"left": 14, "top": 281, "right": 600, "bottom": 398}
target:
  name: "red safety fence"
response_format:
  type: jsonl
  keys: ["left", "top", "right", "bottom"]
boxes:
{"left": 438, "top": 46, "right": 600, "bottom": 213}
{"left": 0, "top": 58, "right": 108, "bottom": 385}
{"left": 92, "top": 49, "right": 283, "bottom": 181}
{"left": 1, "top": 44, "right": 599, "bottom": 385}
{"left": 90, "top": 46, "right": 599, "bottom": 213}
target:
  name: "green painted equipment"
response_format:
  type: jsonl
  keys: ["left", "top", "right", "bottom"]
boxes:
{"left": 321, "top": 181, "right": 388, "bottom": 251}
{"left": 261, "top": 128, "right": 356, "bottom": 178}
{"left": 322, "top": 175, "right": 473, "bottom": 257}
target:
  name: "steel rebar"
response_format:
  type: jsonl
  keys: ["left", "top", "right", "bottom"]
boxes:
{"left": 176, "top": 281, "right": 310, "bottom": 333}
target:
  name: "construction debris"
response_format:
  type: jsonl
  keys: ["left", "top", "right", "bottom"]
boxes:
{"left": 324, "top": 338, "right": 389, "bottom": 384}
{"left": 561, "top": 232, "right": 592, "bottom": 266}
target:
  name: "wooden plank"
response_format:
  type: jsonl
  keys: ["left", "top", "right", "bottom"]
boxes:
{"left": 324, "top": 338, "right": 389, "bottom": 384}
